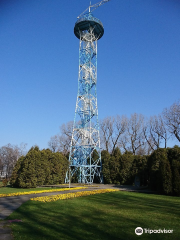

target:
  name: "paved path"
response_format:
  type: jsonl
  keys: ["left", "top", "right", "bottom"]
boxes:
{"left": 0, "top": 221, "right": 13, "bottom": 240}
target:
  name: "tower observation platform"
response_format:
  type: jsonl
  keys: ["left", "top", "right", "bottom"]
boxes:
{"left": 74, "top": 13, "right": 104, "bottom": 40}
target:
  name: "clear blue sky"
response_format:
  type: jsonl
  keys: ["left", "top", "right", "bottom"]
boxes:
{"left": 0, "top": 0, "right": 180, "bottom": 150}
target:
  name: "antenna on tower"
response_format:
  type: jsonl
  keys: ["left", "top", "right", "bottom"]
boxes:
{"left": 89, "top": 1, "right": 91, "bottom": 13}
{"left": 77, "top": 0, "right": 111, "bottom": 19}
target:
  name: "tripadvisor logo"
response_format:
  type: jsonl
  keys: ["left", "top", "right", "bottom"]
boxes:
{"left": 135, "top": 227, "right": 143, "bottom": 235}
{"left": 135, "top": 227, "right": 174, "bottom": 235}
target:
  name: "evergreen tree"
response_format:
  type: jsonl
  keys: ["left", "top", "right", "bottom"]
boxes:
{"left": 101, "top": 150, "right": 111, "bottom": 183}
{"left": 148, "top": 148, "right": 172, "bottom": 194}
{"left": 49, "top": 152, "right": 68, "bottom": 184}
{"left": 167, "top": 145, "right": 180, "bottom": 195}
{"left": 109, "top": 148, "right": 121, "bottom": 184}
{"left": 10, "top": 156, "right": 24, "bottom": 187}
{"left": 119, "top": 151, "right": 134, "bottom": 185}
{"left": 172, "top": 160, "right": 180, "bottom": 196}
{"left": 10, "top": 147, "right": 68, "bottom": 188}
{"left": 167, "top": 145, "right": 180, "bottom": 166}
{"left": 18, "top": 146, "right": 40, "bottom": 188}
{"left": 131, "top": 155, "right": 148, "bottom": 186}
{"left": 159, "top": 158, "right": 172, "bottom": 194}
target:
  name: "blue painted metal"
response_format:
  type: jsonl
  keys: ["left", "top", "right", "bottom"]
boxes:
{"left": 66, "top": 12, "right": 104, "bottom": 184}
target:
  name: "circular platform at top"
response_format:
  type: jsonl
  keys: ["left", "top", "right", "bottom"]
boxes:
{"left": 74, "top": 14, "right": 104, "bottom": 40}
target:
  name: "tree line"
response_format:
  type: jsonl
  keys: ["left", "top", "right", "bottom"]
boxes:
{"left": 101, "top": 146, "right": 180, "bottom": 196}
{"left": 9, "top": 145, "right": 180, "bottom": 196}
{"left": 1, "top": 100, "right": 179, "bottom": 196}
{"left": 48, "top": 100, "right": 180, "bottom": 155}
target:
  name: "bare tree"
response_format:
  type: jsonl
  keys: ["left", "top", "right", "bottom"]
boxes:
{"left": 163, "top": 100, "right": 180, "bottom": 142}
{"left": 100, "top": 116, "right": 114, "bottom": 152}
{"left": 151, "top": 115, "right": 167, "bottom": 148}
{"left": 48, "top": 135, "right": 60, "bottom": 152}
{"left": 48, "top": 121, "right": 73, "bottom": 155}
{"left": 58, "top": 134, "right": 72, "bottom": 155}
{"left": 143, "top": 118, "right": 155, "bottom": 152}
{"left": 119, "top": 133, "right": 129, "bottom": 153}
{"left": 143, "top": 120, "right": 156, "bottom": 155}
{"left": 60, "top": 121, "right": 73, "bottom": 139}
{"left": 124, "top": 113, "right": 145, "bottom": 155}
{"left": 0, "top": 157, "right": 3, "bottom": 174}
{"left": 19, "top": 142, "right": 27, "bottom": 156}
{"left": 143, "top": 115, "right": 168, "bottom": 150}
{"left": 0, "top": 143, "right": 26, "bottom": 178}
{"left": 111, "top": 115, "right": 128, "bottom": 154}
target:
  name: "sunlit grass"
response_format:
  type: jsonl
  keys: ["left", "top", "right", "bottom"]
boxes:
{"left": 0, "top": 186, "right": 64, "bottom": 194}
{"left": 7, "top": 191, "right": 180, "bottom": 240}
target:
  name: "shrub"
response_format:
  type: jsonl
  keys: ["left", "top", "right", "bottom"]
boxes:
{"left": 119, "top": 151, "right": 134, "bottom": 185}
{"left": 101, "top": 150, "right": 111, "bottom": 184}
{"left": 148, "top": 148, "right": 172, "bottom": 194}
{"left": 159, "top": 158, "right": 172, "bottom": 194}
{"left": 171, "top": 160, "right": 180, "bottom": 196}
{"left": 10, "top": 147, "right": 68, "bottom": 188}
{"left": 2, "top": 178, "right": 8, "bottom": 187}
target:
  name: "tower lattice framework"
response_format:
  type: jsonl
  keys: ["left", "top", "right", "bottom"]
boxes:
{"left": 66, "top": 12, "right": 105, "bottom": 184}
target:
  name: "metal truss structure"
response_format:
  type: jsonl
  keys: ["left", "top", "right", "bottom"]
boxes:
{"left": 66, "top": 1, "right": 110, "bottom": 184}
{"left": 65, "top": 15, "right": 103, "bottom": 184}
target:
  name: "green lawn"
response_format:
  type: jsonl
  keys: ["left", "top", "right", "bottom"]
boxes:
{"left": 6, "top": 191, "right": 180, "bottom": 240}
{"left": 0, "top": 186, "right": 68, "bottom": 194}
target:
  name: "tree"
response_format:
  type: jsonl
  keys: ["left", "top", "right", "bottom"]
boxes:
{"left": 109, "top": 148, "right": 121, "bottom": 184}
{"left": 159, "top": 157, "right": 172, "bottom": 194}
{"left": 10, "top": 156, "right": 24, "bottom": 187}
{"left": 17, "top": 146, "right": 41, "bottom": 188}
{"left": 167, "top": 145, "right": 180, "bottom": 165}
{"left": 48, "top": 135, "right": 60, "bottom": 152}
{"left": 111, "top": 115, "right": 127, "bottom": 154}
{"left": 50, "top": 152, "right": 68, "bottom": 184}
{"left": 123, "top": 113, "right": 145, "bottom": 155}
{"left": 143, "top": 115, "right": 168, "bottom": 151}
{"left": 100, "top": 117, "right": 114, "bottom": 152}
{"left": 143, "top": 119, "right": 156, "bottom": 153}
{"left": 171, "top": 160, "right": 180, "bottom": 196}
{"left": 48, "top": 121, "right": 73, "bottom": 155}
{"left": 101, "top": 150, "right": 111, "bottom": 184}
{"left": 0, "top": 157, "right": 3, "bottom": 173}
{"left": 163, "top": 100, "right": 180, "bottom": 142}
{"left": 131, "top": 155, "right": 148, "bottom": 186}
{"left": 10, "top": 147, "right": 69, "bottom": 188}
{"left": 119, "top": 151, "right": 134, "bottom": 184}
{"left": 0, "top": 143, "right": 26, "bottom": 178}
{"left": 167, "top": 145, "right": 180, "bottom": 196}
{"left": 148, "top": 148, "right": 172, "bottom": 194}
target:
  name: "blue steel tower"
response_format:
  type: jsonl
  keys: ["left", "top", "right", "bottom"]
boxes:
{"left": 67, "top": 0, "right": 110, "bottom": 184}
